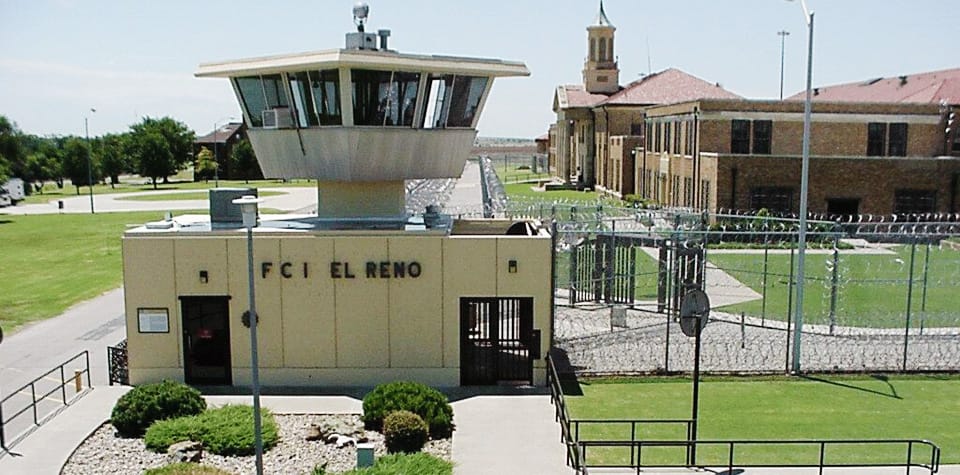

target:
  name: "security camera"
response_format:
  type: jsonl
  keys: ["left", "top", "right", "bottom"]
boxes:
{"left": 353, "top": 2, "right": 369, "bottom": 20}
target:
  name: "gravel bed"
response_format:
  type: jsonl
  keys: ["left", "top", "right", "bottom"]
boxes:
{"left": 62, "top": 414, "right": 452, "bottom": 475}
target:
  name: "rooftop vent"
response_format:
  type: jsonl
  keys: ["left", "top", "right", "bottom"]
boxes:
{"left": 210, "top": 188, "right": 258, "bottom": 226}
{"left": 899, "top": 75, "right": 909, "bottom": 86}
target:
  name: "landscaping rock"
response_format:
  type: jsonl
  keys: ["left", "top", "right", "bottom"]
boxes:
{"left": 166, "top": 440, "right": 203, "bottom": 464}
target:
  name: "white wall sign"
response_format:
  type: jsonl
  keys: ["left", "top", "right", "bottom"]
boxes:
{"left": 138, "top": 308, "right": 170, "bottom": 333}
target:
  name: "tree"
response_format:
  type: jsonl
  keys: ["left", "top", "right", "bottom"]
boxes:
{"left": 98, "top": 133, "right": 129, "bottom": 188}
{"left": 127, "top": 117, "right": 195, "bottom": 184}
{"left": 0, "top": 115, "right": 24, "bottom": 183}
{"left": 231, "top": 138, "right": 260, "bottom": 183}
{"left": 61, "top": 138, "right": 97, "bottom": 194}
{"left": 132, "top": 131, "right": 172, "bottom": 189}
{"left": 195, "top": 146, "right": 217, "bottom": 182}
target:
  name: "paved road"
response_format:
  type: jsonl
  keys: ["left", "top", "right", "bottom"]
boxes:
{"left": 0, "top": 289, "right": 126, "bottom": 447}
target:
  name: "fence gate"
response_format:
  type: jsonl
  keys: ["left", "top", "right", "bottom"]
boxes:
{"left": 658, "top": 239, "right": 706, "bottom": 314}
{"left": 569, "top": 235, "right": 637, "bottom": 305}
{"left": 460, "top": 297, "right": 534, "bottom": 385}
{"left": 107, "top": 339, "right": 129, "bottom": 386}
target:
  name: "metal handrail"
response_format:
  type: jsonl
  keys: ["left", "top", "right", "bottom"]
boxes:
{"left": 576, "top": 438, "right": 941, "bottom": 475}
{"left": 0, "top": 350, "right": 91, "bottom": 450}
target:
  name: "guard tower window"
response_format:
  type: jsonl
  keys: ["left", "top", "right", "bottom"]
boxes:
{"left": 289, "top": 70, "right": 341, "bottom": 127}
{"left": 352, "top": 70, "right": 421, "bottom": 126}
{"left": 235, "top": 76, "right": 269, "bottom": 127}
{"left": 422, "top": 75, "right": 488, "bottom": 129}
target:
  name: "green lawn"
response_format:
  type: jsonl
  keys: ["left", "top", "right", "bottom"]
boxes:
{"left": 566, "top": 376, "right": 958, "bottom": 466}
{"left": 496, "top": 165, "right": 551, "bottom": 184}
{"left": 556, "top": 248, "right": 660, "bottom": 300}
{"left": 708, "top": 245, "right": 960, "bottom": 328}
{"left": 18, "top": 179, "right": 313, "bottom": 205}
{"left": 0, "top": 211, "right": 197, "bottom": 332}
{"left": 504, "top": 183, "right": 611, "bottom": 203}
{"left": 116, "top": 190, "right": 284, "bottom": 202}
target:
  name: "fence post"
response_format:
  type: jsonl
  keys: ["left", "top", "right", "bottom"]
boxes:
{"left": 74, "top": 370, "right": 83, "bottom": 393}
{"left": 785, "top": 238, "right": 796, "bottom": 374}
{"left": 761, "top": 239, "right": 769, "bottom": 326}
{"left": 828, "top": 237, "right": 839, "bottom": 335}
{"left": 920, "top": 241, "right": 931, "bottom": 334}
{"left": 60, "top": 366, "right": 67, "bottom": 404}
{"left": 903, "top": 240, "right": 918, "bottom": 371}
{"left": 0, "top": 396, "right": 6, "bottom": 450}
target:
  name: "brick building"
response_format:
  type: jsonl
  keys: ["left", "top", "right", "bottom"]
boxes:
{"left": 637, "top": 99, "right": 960, "bottom": 215}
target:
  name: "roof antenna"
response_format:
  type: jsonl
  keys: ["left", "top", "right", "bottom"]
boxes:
{"left": 353, "top": 2, "right": 370, "bottom": 33}
{"left": 646, "top": 36, "right": 652, "bottom": 75}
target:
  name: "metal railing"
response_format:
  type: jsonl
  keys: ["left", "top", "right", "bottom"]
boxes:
{"left": 108, "top": 339, "right": 129, "bottom": 386}
{"left": 0, "top": 350, "right": 91, "bottom": 451}
{"left": 547, "top": 352, "right": 941, "bottom": 475}
{"left": 576, "top": 438, "right": 940, "bottom": 474}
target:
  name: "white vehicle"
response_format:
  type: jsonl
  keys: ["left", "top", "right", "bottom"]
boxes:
{"left": 0, "top": 193, "right": 11, "bottom": 207}
{"left": 1, "top": 178, "right": 25, "bottom": 203}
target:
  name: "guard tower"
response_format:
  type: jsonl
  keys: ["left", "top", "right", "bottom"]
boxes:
{"left": 195, "top": 4, "right": 529, "bottom": 218}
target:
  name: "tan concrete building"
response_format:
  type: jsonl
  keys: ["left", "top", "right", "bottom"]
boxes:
{"left": 121, "top": 12, "right": 553, "bottom": 388}
{"left": 638, "top": 99, "right": 960, "bottom": 215}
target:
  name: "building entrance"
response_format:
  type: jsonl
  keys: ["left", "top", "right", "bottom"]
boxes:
{"left": 180, "top": 296, "right": 232, "bottom": 385}
{"left": 827, "top": 198, "right": 860, "bottom": 216}
{"left": 460, "top": 297, "right": 536, "bottom": 385}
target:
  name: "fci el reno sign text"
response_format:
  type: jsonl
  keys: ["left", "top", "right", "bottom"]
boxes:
{"left": 260, "top": 261, "right": 423, "bottom": 280}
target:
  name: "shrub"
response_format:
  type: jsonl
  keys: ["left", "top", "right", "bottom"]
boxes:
{"left": 361, "top": 381, "right": 454, "bottom": 438}
{"left": 143, "top": 463, "right": 233, "bottom": 475}
{"left": 145, "top": 405, "right": 279, "bottom": 456}
{"left": 111, "top": 380, "right": 206, "bottom": 437}
{"left": 343, "top": 453, "right": 452, "bottom": 475}
{"left": 383, "top": 410, "right": 428, "bottom": 453}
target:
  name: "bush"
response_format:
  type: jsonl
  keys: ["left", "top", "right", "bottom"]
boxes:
{"left": 145, "top": 405, "right": 279, "bottom": 456}
{"left": 383, "top": 410, "right": 428, "bottom": 453}
{"left": 111, "top": 380, "right": 206, "bottom": 437}
{"left": 343, "top": 453, "right": 452, "bottom": 475}
{"left": 143, "top": 463, "right": 232, "bottom": 475}
{"left": 361, "top": 381, "right": 454, "bottom": 438}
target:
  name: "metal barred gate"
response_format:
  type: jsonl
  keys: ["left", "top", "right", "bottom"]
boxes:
{"left": 568, "top": 235, "right": 638, "bottom": 305}
{"left": 460, "top": 297, "right": 535, "bottom": 385}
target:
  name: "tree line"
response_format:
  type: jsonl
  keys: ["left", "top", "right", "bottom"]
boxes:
{"left": 0, "top": 114, "right": 260, "bottom": 195}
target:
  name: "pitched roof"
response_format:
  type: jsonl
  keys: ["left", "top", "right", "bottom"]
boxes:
{"left": 601, "top": 68, "right": 742, "bottom": 106}
{"left": 195, "top": 122, "right": 243, "bottom": 144}
{"left": 786, "top": 67, "right": 960, "bottom": 105}
{"left": 555, "top": 84, "right": 609, "bottom": 109}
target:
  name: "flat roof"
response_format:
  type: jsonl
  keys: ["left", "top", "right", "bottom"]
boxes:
{"left": 196, "top": 48, "right": 530, "bottom": 78}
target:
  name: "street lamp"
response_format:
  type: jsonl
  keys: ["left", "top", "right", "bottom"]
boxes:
{"left": 777, "top": 30, "right": 790, "bottom": 100}
{"left": 85, "top": 108, "right": 97, "bottom": 214}
{"left": 787, "top": 0, "right": 814, "bottom": 374}
{"left": 233, "top": 195, "right": 265, "bottom": 475}
{"left": 213, "top": 117, "right": 238, "bottom": 188}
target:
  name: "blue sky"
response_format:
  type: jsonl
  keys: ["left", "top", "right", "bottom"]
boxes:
{"left": 1, "top": 0, "right": 957, "bottom": 139}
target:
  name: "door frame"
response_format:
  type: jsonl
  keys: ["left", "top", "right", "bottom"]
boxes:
{"left": 180, "top": 296, "right": 232, "bottom": 385}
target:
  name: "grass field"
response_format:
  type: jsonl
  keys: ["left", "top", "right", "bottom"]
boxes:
{"left": 556, "top": 248, "right": 661, "bottom": 300}
{"left": 18, "top": 179, "right": 313, "bottom": 205}
{"left": 116, "top": 190, "right": 284, "bottom": 202}
{"left": 566, "top": 376, "right": 959, "bottom": 466}
{"left": 0, "top": 211, "right": 197, "bottom": 332}
{"left": 504, "top": 183, "right": 612, "bottom": 203}
{"left": 709, "top": 245, "right": 960, "bottom": 328}
{"left": 496, "top": 165, "right": 551, "bottom": 184}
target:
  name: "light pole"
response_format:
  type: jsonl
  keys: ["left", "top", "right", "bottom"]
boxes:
{"left": 788, "top": 0, "right": 814, "bottom": 374}
{"left": 213, "top": 117, "right": 238, "bottom": 188}
{"left": 777, "top": 30, "right": 790, "bottom": 100}
{"left": 233, "top": 195, "right": 265, "bottom": 475}
{"left": 85, "top": 108, "right": 97, "bottom": 214}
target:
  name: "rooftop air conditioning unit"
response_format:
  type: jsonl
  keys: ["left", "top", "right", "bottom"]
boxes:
{"left": 262, "top": 108, "right": 293, "bottom": 129}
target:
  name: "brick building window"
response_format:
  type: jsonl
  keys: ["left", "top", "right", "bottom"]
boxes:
{"left": 888, "top": 123, "right": 908, "bottom": 156}
{"left": 894, "top": 190, "right": 936, "bottom": 214}
{"left": 750, "top": 187, "right": 793, "bottom": 214}
{"left": 674, "top": 122, "right": 682, "bottom": 153}
{"left": 655, "top": 123, "right": 661, "bottom": 151}
{"left": 752, "top": 120, "right": 772, "bottom": 154}
{"left": 664, "top": 123, "right": 672, "bottom": 154}
{"left": 684, "top": 177, "right": 693, "bottom": 207}
{"left": 701, "top": 180, "right": 711, "bottom": 210}
{"left": 631, "top": 122, "right": 643, "bottom": 136}
{"left": 731, "top": 120, "right": 750, "bottom": 154}
{"left": 867, "top": 123, "right": 886, "bottom": 156}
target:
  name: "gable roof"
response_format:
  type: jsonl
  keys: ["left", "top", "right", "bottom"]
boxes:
{"left": 195, "top": 123, "right": 243, "bottom": 144}
{"left": 555, "top": 84, "right": 609, "bottom": 109}
{"left": 602, "top": 68, "right": 742, "bottom": 106}
{"left": 786, "top": 67, "right": 960, "bottom": 105}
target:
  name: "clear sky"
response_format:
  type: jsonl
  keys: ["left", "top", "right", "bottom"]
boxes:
{"left": 1, "top": 0, "right": 957, "bottom": 139}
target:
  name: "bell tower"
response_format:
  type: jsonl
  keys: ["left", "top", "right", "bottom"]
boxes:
{"left": 582, "top": 1, "right": 620, "bottom": 94}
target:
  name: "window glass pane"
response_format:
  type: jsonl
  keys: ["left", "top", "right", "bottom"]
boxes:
{"left": 351, "top": 69, "right": 394, "bottom": 126}
{"left": 894, "top": 190, "right": 936, "bottom": 214}
{"left": 235, "top": 77, "right": 266, "bottom": 127}
{"left": 731, "top": 119, "right": 750, "bottom": 154}
{"left": 289, "top": 72, "right": 318, "bottom": 127}
{"left": 387, "top": 72, "right": 420, "bottom": 126}
{"left": 311, "top": 69, "right": 342, "bottom": 125}
{"left": 262, "top": 75, "right": 289, "bottom": 108}
{"left": 750, "top": 187, "right": 793, "bottom": 214}
{"left": 752, "top": 120, "right": 772, "bottom": 154}
{"left": 867, "top": 122, "right": 887, "bottom": 156}
{"left": 422, "top": 75, "right": 453, "bottom": 128}
{"left": 888, "top": 123, "right": 908, "bottom": 156}
{"left": 447, "top": 76, "right": 488, "bottom": 128}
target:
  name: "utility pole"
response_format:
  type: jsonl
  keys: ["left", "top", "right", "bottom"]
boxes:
{"left": 777, "top": 30, "right": 790, "bottom": 100}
